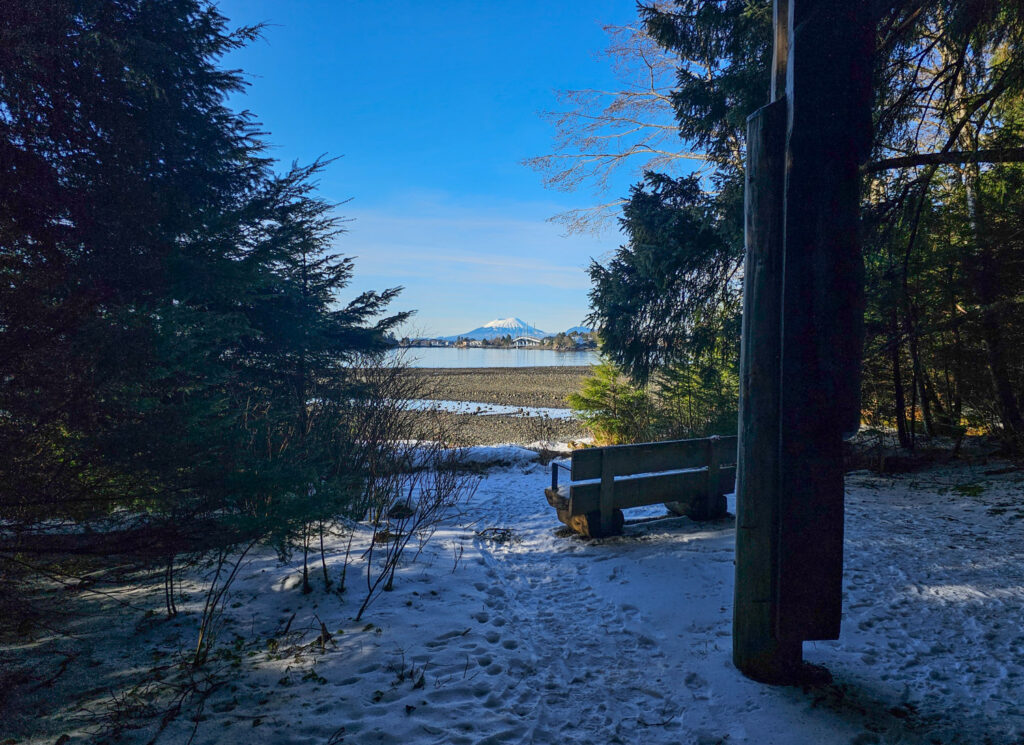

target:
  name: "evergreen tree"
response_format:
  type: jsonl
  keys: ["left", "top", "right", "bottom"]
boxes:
{"left": 582, "top": 0, "right": 1024, "bottom": 446}
{"left": 580, "top": 1, "right": 764, "bottom": 413}
{"left": 587, "top": 172, "right": 742, "bottom": 383}
{"left": 0, "top": 1, "right": 407, "bottom": 548}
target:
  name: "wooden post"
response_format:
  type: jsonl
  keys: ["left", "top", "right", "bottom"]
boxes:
{"left": 599, "top": 450, "right": 615, "bottom": 535}
{"left": 733, "top": 0, "right": 874, "bottom": 682}
{"left": 775, "top": 0, "right": 872, "bottom": 646}
{"left": 770, "top": 0, "right": 789, "bottom": 100}
{"left": 734, "top": 98, "right": 793, "bottom": 680}
{"left": 699, "top": 436, "right": 720, "bottom": 520}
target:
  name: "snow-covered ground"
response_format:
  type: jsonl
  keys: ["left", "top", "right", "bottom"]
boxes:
{"left": 5, "top": 447, "right": 1024, "bottom": 744}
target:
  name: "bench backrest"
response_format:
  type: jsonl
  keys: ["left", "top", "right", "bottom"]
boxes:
{"left": 570, "top": 436, "right": 737, "bottom": 481}
{"left": 566, "top": 435, "right": 738, "bottom": 518}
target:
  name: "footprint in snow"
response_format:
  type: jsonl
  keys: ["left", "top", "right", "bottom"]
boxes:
{"left": 426, "top": 628, "right": 470, "bottom": 648}
{"left": 684, "top": 671, "right": 707, "bottom": 690}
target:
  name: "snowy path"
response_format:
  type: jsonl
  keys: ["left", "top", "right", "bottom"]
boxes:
{"left": 306, "top": 455, "right": 1023, "bottom": 745}
{"left": 361, "top": 458, "right": 1023, "bottom": 745}
{"left": 9, "top": 450, "right": 1024, "bottom": 745}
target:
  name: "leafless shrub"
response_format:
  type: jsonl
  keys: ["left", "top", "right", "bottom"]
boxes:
{"left": 191, "top": 540, "right": 258, "bottom": 669}
{"left": 355, "top": 444, "right": 479, "bottom": 621}
{"left": 0, "top": 349, "right": 480, "bottom": 744}
{"left": 346, "top": 353, "right": 480, "bottom": 620}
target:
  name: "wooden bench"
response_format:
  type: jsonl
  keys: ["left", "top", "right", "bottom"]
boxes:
{"left": 545, "top": 435, "right": 738, "bottom": 538}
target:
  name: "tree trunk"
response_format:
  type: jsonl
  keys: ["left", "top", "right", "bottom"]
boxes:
{"left": 890, "top": 313, "right": 911, "bottom": 448}
{"left": 980, "top": 310, "right": 1024, "bottom": 436}
{"left": 962, "top": 162, "right": 1024, "bottom": 439}
{"left": 907, "top": 309, "right": 936, "bottom": 437}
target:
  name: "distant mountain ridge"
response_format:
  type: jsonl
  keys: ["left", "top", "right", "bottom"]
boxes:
{"left": 436, "top": 317, "right": 594, "bottom": 341}
{"left": 443, "top": 317, "right": 549, "bottom": 341}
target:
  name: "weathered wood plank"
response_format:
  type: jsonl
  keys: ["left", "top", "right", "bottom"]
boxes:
{"left": 733, "top": 96, "right": 789, "bottom": 680}
{"left": 571, "top": 436, "right": 737, "bottom": 481}
{"left": 569, "top": 465, "right": 736, "bottom": 516}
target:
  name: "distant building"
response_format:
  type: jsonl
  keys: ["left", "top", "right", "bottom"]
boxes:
{"left": 512, "top": 335, "right": 542, "bottom": 348}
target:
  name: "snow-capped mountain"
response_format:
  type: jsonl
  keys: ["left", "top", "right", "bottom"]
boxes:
{"left": 445, "top": 317, "right": 550, "bottom": 341}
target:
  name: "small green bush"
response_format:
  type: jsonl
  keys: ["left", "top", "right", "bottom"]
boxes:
{"left": 569, "top": 359, "right": 738, "bottom": 445}
{"left": 568, "top": 362, "right": 656, "bottom": 445}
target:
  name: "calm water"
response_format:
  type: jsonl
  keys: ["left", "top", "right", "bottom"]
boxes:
{"left": 386, "top": 347, "right": 599, "bottom": 368}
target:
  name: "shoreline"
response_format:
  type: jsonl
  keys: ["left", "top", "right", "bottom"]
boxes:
{"left": 420, "top": 411, "right": 589, "bottom": 447}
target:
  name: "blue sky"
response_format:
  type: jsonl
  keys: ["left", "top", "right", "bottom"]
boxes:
{"left": 215, "top": 0, "right": 647, "bottom": 336}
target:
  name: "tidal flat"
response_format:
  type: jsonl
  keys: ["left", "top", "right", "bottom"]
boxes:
{"left": 403, "top": 366, "right": 592, "bottom": 445}
{"left": 405, "top": 365, "right": 591, "bottom": 409}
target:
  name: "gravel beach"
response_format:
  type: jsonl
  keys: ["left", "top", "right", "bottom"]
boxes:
{"left": 405, "top": 366, "right": 592, "bottom": 445}
{"left": 424, "top": 411, "right": 589, "bottom": 447}
{"left": 406, "top": 366, "right": 591, "bottom": 408}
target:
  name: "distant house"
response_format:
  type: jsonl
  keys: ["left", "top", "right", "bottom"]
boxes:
{"left": 512, "top": 335, "right": 542, "bottom": 348}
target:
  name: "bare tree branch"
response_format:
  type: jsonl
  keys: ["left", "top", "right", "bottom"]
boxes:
{"left": 524, "top": 3, "right": 696, "bottom": 231}
{"left": 865, "top": 146, "right": 1024, "bottom": 172}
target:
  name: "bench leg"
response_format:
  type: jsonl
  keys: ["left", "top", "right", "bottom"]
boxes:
{"left": 665, "top": 493, "right": 728, "bottom": 521}
{"left": 599, "top": 453, "right": 616, "bottom": 535}
{"left": 690, "top": 492, "right": 729, "bottom": 521}
{"left": 572, "top": 509, "right": 624, "bottom": 539}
